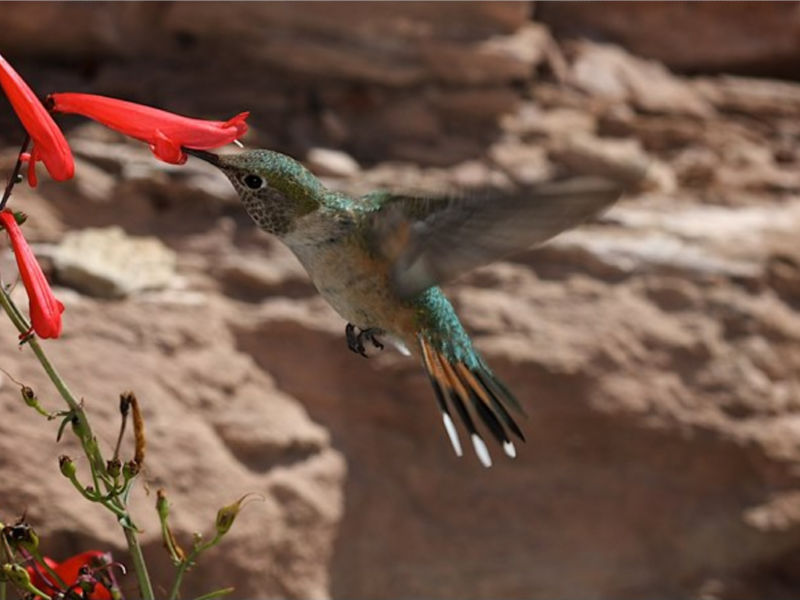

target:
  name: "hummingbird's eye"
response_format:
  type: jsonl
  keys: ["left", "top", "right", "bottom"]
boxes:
{"left": 243, "top": 174, "right": 264, "bottom": 190}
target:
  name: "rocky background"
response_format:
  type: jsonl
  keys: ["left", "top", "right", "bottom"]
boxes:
{"left": 2, "top": 2, "right": 800, "bottom": 599}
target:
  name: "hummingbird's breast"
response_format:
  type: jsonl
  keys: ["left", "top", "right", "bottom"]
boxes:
{"left": 282, "top": 211, "right": 418, "bottom": 345}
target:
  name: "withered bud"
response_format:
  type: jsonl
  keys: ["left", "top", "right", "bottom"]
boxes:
{"left": 215, "top": 493, "right": 262, "bottom": 537}
{"left": 3, "top": 522, "right": 39, "bottom": 553}
{"left": 59, "top": 455, "right": 76, "bottom": 478}
{"left": 119, "top": 392, "right": 134, "bottom": 417}
{"left": 130, "top": 393, "right": 146, "bottom": 467}
{"left": 1, "top": 563, "right": 31, "bottom": 587}
{"left": 106, "top": 458, "right": 122, "bottom": 478}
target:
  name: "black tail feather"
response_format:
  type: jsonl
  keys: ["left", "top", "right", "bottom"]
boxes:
{"left": 419, "top": 336, "right": 525, "bottom": 466}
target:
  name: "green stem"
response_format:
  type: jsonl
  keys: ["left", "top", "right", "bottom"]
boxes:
{"left": 20, "top": 582, "right": 51, "bottom": 600}
{"left": 168, "top": 535, "right": 223, "bottom": 600}
{"left": 193, "top": 587, "right": 234, "bottom": 600}
{"left": 124, "top": 527, "right": 154, "bottom": 600}
{"left": 0, "top": 286, "right": 155, "bottom": 600}
{"left": 29, "top": 548, "right": 68, "bottom": 591}
{"left": 168, "top": 556, "right": 192, "bottom": 600}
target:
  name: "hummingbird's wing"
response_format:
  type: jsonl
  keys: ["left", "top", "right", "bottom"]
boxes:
{"left": 365, "top": 176, "right": 627, "bottom": 299}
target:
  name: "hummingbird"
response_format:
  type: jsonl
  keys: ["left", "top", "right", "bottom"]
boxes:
{"left": 184, "top": 147, "right": 627, "bottom": 467}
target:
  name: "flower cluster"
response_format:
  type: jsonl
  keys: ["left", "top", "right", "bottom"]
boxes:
{"left": 26, "top": 550, "right": 115, "bottom": 600}
{"left": 0, "top": 54, "right": 248, "bottom": 339}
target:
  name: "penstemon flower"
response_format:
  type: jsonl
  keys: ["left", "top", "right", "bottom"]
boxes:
{"left": 26, "top": 550, "right": 113, "bottom": 599}
{"left": 0, "top": 55, "right": 74, "bottom": 187}
{"left": 0, "top": 210, "right": 64, "bottom": 338}
{"left": 50, "top": 92, "right": 248, "bottom": 164}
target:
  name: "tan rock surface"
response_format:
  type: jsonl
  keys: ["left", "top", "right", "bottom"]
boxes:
{"left": 2, "top": 5, "right": 800, "bottom": 600}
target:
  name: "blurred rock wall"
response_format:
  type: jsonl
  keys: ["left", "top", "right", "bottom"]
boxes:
{"left": 2, "top": 3, "right": 800, "bottom": 600}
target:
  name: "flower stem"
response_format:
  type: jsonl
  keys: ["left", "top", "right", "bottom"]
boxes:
{"left": 124, "top": 527, "right": 154, "bottom": 600}
{"left": 27, "top": 547, "right": 68, "bottom": 591}
{"left": 0, "top": 134, "right": 30, "bottom": 212}
{"left": 0, "top": 286, "right": 155, "bottom": 600}
{"left": 168, "top": 534, "right": 223, "bottom": 600}
{"left": 193, "top": 587, "right": 234, "bottom": 600}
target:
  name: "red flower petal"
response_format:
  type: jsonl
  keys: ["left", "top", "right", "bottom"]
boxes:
{"left": 54, "top": 551, "right": 112, "bottom": 600}
{"left": 0, "top": 55, "right": 74, "bottom": 186}
{"left": 26, "top": 551, "right": 112, "bottom": 600}
{"left": 50, "top": 93, "right": 248, "bottom": 164}
{"left": 26, "top": 555, "right": 60, "bottom": 593}
{"left": 0, "top": 210, "right": 64, "bottom": 338}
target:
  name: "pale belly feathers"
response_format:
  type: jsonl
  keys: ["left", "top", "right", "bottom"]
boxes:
{"left": 282, "top": 213, "right": 418, "bottom": 351}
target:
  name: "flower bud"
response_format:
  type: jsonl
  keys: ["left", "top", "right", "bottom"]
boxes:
{"left": 3, "top": 522, "right": 38, "bottom": 553}
{"left": 215, "top": 493, "right": 261, "bottom": 537}
{"left": 106, "top": 458, "right": 122, "bottom": 478}
{"left": 20, "top": 386, "right": 35, "bottom": 406}
{"left": 122, "top": 460, "right": 140, "bottom": 479}
{"left": 156, "top": 489, "right": 169, "bottom": 521}
{"left": 59, "top": 454, "right": 76, "bottom": 478}
{"left": 1, "top": 563, "right": 31, "bottom": 587}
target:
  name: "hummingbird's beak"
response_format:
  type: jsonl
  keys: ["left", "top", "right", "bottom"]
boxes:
{"left": 183, "top": 147, "right": 221, "bottom": 167}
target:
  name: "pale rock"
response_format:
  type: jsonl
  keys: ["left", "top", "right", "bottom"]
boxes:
{"left": 488, "top": 139, "right": 554, "bottom": 185}
{"left": 569, "top": 41, "right": 714, "bottom": 118}
{"left": 501, "top": 103, "right": 597, "bottom": 139}
{"left": 694, "top": 75, "right": 800, "bottom": 117}
{"left": 549, "top": 133, "right": 663, "bottom": 190}
{"left": 50, "top": 227, "right": 177, "bottom": 298}
{"left": 306, "top": 148, "right": 361, "bottom": 179}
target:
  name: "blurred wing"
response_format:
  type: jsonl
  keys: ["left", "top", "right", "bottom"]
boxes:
{"left": 365, "top": 176, "right": 625, "bottom": 299}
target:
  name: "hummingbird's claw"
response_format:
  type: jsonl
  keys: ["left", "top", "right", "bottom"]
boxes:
{"left": 345, "top": 324, "right": 384, "bottom": 358}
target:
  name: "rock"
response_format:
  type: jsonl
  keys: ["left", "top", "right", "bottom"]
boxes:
{"left": 421, "top": 23, "right": 556, "bottom": 85}
{"left": 306, "top": 148, "right": 360, "bottom": 178}
{"left": 50, "top": 227, "right": 177, "bottom": 298}
{"left": 549, "top": 133, "right": 670, "bottom": 191}
{"left": 165, "top": 2, "right": 532, "bottom": 86}
{"left": 569, "top": 41, "right": 715, "bottom": 118}
{"left": 694, "top": 75, "right": 800, "bottom": 117}
{"left": 538, "top": 1, "right": 800, "bottom": 74}
{"left": 431, "top": 88, "right": 520, "bottom": 123}
{"left": 488, "top": 139, "right": 554, "bottom": 185}
{"left": 501, "top": 103, "right": 597, "bottom": 139}
{"left": 767, "top": 255, "right": 800, "bottom": 305}
{"left": 213, "top": 249, "right": 315, "bottom": 301}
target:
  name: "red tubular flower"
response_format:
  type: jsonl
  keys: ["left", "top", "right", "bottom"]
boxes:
{"left": 0, "top": 211, "right": 63, "bottom": 338}
{"left": 27, "top": 550, "right": 113, "bottom": 600}
{"left": 50, "top": 92, "right": 248, "bottom": 165}
{"left": 0, "top": 54, "right": 74, "bottom": 187}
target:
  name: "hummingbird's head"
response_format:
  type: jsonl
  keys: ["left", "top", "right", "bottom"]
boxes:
{"left": 186, "top": 148, "right": 325, "bottom": 236}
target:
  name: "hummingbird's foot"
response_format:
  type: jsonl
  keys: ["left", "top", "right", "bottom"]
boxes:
{"left": 362, "top": 328, "right": 385, "bottom": 352}
{"left": 345, "top": 324, "right": 384, "bottom": 358}
{"left": 345, "top": 323, "right": 365, "bottom": 356}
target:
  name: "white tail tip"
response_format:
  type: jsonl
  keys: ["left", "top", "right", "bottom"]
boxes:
{"left": 442, "top": 413, "right": 463, "bottom": 457}
{"left": 471, "top": 434, "right": 492, "bottom": 468}
{"left": 389, "top": 336, "right": 411, "bottom": 356}
{"left": 503, "top": 441, "right": 517, "bottom": 458}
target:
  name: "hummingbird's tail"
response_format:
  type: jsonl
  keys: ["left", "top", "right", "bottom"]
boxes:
{"left": 418, "top": 335, "right": 525, "bottom": 467}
